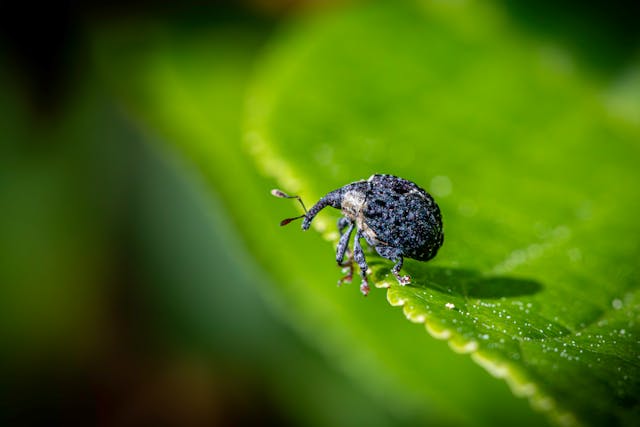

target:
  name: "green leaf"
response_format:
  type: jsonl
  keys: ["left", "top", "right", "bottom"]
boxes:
{"left": 245, "top": 1, "right": 640, "bottom": 426}
{"left": 92, "top": 15, "right": 548, "bottom": 427}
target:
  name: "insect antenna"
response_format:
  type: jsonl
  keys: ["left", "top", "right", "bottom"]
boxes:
{"left": 271, "top": 189, "right": 308, "bottom": 226}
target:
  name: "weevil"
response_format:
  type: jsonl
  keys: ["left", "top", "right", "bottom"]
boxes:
{"left": 272, "top": 174, "right": 444, "bottom": 295}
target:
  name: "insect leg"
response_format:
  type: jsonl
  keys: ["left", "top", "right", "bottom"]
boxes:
{"left": 337, "top": 216, "right": 350, "bottom": 234}
{"left": 353, "top": 230, "right": 370, "bottom": 296}
{"left": 336, "top": 221, "right": 354, "bottom": 265}
{"left": 391, "top": 255, "right": 411, "bottom": 285}
{"left": 337, "top": 216, "right": 353, "bottom": 263}
{"left": 375, "top": 246, "right": 411, "bottom": 285}
{"left": 336, "top": 222, "right": 354, "bottom": 286}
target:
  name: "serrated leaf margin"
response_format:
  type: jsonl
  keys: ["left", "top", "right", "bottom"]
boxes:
{"left": 381, "top": 279, "right": 581, "bottom": 427}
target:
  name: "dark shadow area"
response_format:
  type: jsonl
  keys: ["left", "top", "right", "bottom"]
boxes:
{"left": 0, "top": 0, "right": 278, "bottom": 120}
{"left": 497, "top": 0, "right": 640, "bottom": 77}
{"left": 370, "top": 260, "right": 543, "bottom": 300}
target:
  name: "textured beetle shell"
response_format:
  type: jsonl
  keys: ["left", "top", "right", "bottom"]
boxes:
{"left": 283, "top": 173, "right": 444, "bottom": 294}
{"left": 352, "top": 174, "right": 443, "bottom": 261}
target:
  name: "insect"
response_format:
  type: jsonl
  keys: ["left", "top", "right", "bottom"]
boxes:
{"left": 271, "top": 174, "right": 444, "bottom": 295}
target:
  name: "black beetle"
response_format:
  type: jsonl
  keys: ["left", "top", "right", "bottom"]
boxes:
{"left": 272, "top": 174, "right": 444, "bottom": 295}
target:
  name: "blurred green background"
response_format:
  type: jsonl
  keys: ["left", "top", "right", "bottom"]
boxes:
{"left": 1, "top": 1, "right": 638, "bottom": 426}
